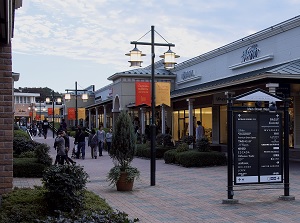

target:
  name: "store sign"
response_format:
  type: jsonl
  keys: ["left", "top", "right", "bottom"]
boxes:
{"left": 213, "top": 93, "right": 227, "bottom": 104}
{"left": 233, "top": 112, "right": 282, "bottom": 185}
{"left": 68, "top": 108, "right": 76, "bottom": 120}
{"left": 241, "top": 44, "right": 260, "bottom": 62}
{"left": 181, "top": 70, "right": 195, "bottom": 80}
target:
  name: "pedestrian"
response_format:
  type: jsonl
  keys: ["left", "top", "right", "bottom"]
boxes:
{"left": 54, "top": 130, "right": 70, "bottom": 165}
{"left": 42, "top": 118, "right": 49, "bottom": 139}
{"left": 88, "top": 129, "right": 98, "bottom": 159}
{"left": 106, "top": 128, "right": 113, "bottom": 154}
{"left": 75, "top": 127, "right": 86, "bottom": 159}
{"left": 60, "top": 118, "right": 67, "bottom": 131}
{"left": 196, "top": 121, "right": 205, "bottom": 140}
{"left": 96, "top": 126, "right": 106, "bottom": 157}
{"left": 62, "top": 130, "right": 76, "bottom": 165}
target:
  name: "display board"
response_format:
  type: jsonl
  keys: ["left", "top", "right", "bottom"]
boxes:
{"left": 233, "top": 112, "right": 282, "bottom": 185}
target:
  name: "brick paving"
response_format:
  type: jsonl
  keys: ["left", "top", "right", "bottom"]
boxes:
{"left": 13, "top": 134, "right": 300, "bottom": 223}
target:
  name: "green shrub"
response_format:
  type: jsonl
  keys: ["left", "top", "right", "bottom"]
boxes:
{"left": 14, "top": 129, "right": 30, "bottom": 140}
{"left": 0, "top": 187, "right": 48, "bottom": 223}
{"left": 13, "top": 138, "right": 40, "bottom": 156}
{"left": 176, "top": 143, "right": 189, "bottom": 153}
{"left": 42, "top": 165, "right": 89, "bottom": 212}
{"left": 19, "top": 151, "right": 36, "bottom": 158}
{"left": 135, "top": 144, "right": 173, "bottom": 159}
{"left": 156, "top": 133, "right": 174, "bottom": 147}
{"left": 181, "top": 135, "right": 194, "bottom": 145}
{"left": 163, "top": 149, "right": 178, "bottom": 164}
{"left": 13, "top": 158, "right": 47, "bottom": 177}
{"left": 35, "top": 143, "right": 53, "bottom": 166}
{"left": 195, "top": 137, "right": 210, "bottom": 152}
{"left": 0, "top": 188, "right": 119, "bottom": 223}
{"left": 176, "top": 150, "right": 227, "bottom": 167}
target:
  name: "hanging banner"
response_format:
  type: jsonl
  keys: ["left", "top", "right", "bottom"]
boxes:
{"left": 35, "top": 114, "right": 40, "bottom": 120}
{"left": 68, "top": 108, "right": 76, "bottom": 120}
{"left": 136, "top": 82, "right": 151, "bottom": 106}
{"left": 78, "top": 108, "right": 86, "bottom": 120}
{"left": 48, "top": 108, "right": 53, "bottom": 116}
{"left": 155, "top": 82, "right": 170, "bottom": 106}
{"left": 54, "top": 108, "right": 60, "bottom": 116}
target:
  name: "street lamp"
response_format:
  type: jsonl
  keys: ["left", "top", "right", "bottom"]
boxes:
{"left": 46, "top": 91, "right": 62, "bottom": 138}
{"left": 126, "top": 25, "right": 179, "bottom": 186}
{"left": 65, "top": 81, "right": 88, "bottom": 127}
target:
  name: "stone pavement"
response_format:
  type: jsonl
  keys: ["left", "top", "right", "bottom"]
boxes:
{"left": 13, "top": 133, "right": 300, "bottom": 223}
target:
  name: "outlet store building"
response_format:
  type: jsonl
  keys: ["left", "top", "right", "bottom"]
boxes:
{"left": 87, "top": 16, "right": 300, "bottom": 152}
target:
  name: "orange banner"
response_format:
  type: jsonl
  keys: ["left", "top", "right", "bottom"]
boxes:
{"left": 54, "top": 108, "right": 60, "bottom": 116}
{"left": 155, "top": 82, "right": 171, "bottom": 106}
{"left": 135, "top": 82, "right": 151, "bottom": 106}
{"left": 68, "top": 108, "right": 76, "bottom": 120}
{"left": 78, "top": 108, "right": 85, "bottom": 120}
{"left": 48, "top": 108, "right": 53, "bottom": 116}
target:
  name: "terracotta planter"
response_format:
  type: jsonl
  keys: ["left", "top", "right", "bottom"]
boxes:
{"left": 116, "top": 172, "right": 134, "bottom": 191}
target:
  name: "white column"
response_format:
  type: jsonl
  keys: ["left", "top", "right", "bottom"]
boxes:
{"left": 186, "top": 98, "right": 195, "bottom": 136}
{"left": 103, "top": 105, "right": 107, "bottom": 128}
{"left": 161, "top": 104, "right": 166, "bottom": 134}
{"left": 95, "top": 107, "right": 99, "bottom": 129}
{"left": 88, "top": 109, "right": 91, "bottom": 129}
{"left": 140, "top": 107, "right": 146, "bottom": 135}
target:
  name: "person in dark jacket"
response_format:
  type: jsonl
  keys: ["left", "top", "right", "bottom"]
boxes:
{"left": 54, "top": 130, "right": 70, "bottom": 165}
{"left": 74, "top": 127, "right": 86, "bottom": 159}
{"left": 62, "top": 130, "right": 76, "bottom": 165}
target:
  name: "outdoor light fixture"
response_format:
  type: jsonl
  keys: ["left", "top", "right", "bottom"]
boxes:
{"left": 125, "top": 45, "right": 146, "bottom": 67}
{"left": 65, "top": 81, "right": 88, "bottom": 127}
{"left": 127, "top": 26, "right": 178, "bottom": 186}
{"left": 160, "top": 47, "right": 180, "bottom": 70}
{"left": 45, "top": 97, "right": 50, "bottom": 103}
{"left": 64, "top": 93, "right": 71, "bottom": 101}
{"left": 82, "top": 93, "right": 88, "bottom": 102}
{"left": 57, "top": 98, "right": 62, "bottom": 104}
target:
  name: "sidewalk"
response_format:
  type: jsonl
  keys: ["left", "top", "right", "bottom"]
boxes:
{"left": 13, "top": 134, "right": 300, "bottom": 223}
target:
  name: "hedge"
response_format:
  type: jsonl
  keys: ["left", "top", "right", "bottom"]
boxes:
{"left": 13, "top": 158, "right": 48, "bottom": 177}
{"left": 164, "top": 149, "right": 227, "bottom": 167}
{"left": 135, "top": 144, "right": 174, "bottom": 159}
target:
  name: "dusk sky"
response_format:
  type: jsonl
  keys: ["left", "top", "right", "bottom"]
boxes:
{"left": 12, "top": 0, "right": 300, "bottom": 93}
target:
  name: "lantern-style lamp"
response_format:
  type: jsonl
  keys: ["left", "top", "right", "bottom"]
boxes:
{"left": 45, "top": 97, "right": 50, "bottom": 103}
{"left": 57, "top": 97, "right": 62, "bottom": 104}
{"left": 160, "top": 47, "right": 180, "bottom": 70}
{"left": 82, "top": 93, "right": 88, "bottom": 102}
{"left": 64, "top": 93, "right": 71, "bottom": 101}
{"left": 125, "top": 45, "right": 146, "bottom": 67}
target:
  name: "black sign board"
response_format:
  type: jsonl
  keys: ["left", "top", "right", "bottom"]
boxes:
{"left": 233, "top": 112, "right": 283, "bottom": 185}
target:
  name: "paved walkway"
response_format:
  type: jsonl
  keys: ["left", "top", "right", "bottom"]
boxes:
{"left": 13, "top": 134, "right": 300, "bottom": 223}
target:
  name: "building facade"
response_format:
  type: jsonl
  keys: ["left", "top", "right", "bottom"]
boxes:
{"left": 87, "top": 16, "right": 300, "bottom": 159}
{"left": 0, "top": 0, "right": 23, "bottom": 195}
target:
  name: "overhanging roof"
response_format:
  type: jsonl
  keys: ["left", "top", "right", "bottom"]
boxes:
{"left": 171, "top": 59, "right": 300, "bottom": 99}
{"left": 234, "top": 88, "right": 283, "bottom": 102}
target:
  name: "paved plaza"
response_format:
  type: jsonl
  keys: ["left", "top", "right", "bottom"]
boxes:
{"left": 13, "top": 133, "right": 300, "bottom": 223}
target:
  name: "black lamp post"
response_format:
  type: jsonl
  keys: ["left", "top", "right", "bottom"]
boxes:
{"left": 65, "top": 81, "right": 88, "bottom": 128}
{"left": 46, "top": 91, "right": 62, "bottom": 138}
{"left": 126, "top": 25, "right": 179, "bottom": 186}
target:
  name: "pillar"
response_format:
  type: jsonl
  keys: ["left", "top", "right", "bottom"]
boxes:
{"left": 140, "top": 107, "right": 146, "bottom": 135}
{"left": 95, "top": 107, "right": 99, "bottom": 128}
{"left": 103, "top": 105, "right": 107, "bottom": 128}
{"left": 186, "top": 99, "right": 195, "bottom": 136}
{"left": 88, "top": 109, "right": 91, "bottom": 129}
{"left": 161, "top": 104, "right": 166, "bottom": 134}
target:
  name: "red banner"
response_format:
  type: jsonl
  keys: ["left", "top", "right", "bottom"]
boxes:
{"left": 35, "top": 114, "right": 40, "bottom": 120}
{"left": 48, "top": 108, "right": 53, "bottom": 116}
{"left": 68, "top": 108, "right": 76, "bottom": 120}
{"left": 135, "top": 82, "right": 151, "bottom": 106}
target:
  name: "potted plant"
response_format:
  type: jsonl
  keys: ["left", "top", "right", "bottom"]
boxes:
{"left": 107, "top": 111, "right": 140, "bottom": 191}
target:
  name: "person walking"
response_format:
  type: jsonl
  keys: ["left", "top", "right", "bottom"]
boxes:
{"left": 196, "top": 121, "right": 205, "bottom": 140}
{"left": 106, "top": 128, "right": 113, "bottom": 154}
{"left": 62, "top": 130, "right": 76, "bottom": 165}
{"left": 54, "top": 130, "right": 70, "bottom": 165}
{"left": 75, "top": 127, "right": 86, "bottom": 160}
{"left": 88, "top": 129, "right": 98, "bottom": 159}
{"left": 96, "top": 126, "right": 106, "bottom": 157}
{"left": 42, "top": 118, "right": 49, "bottom": 139}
